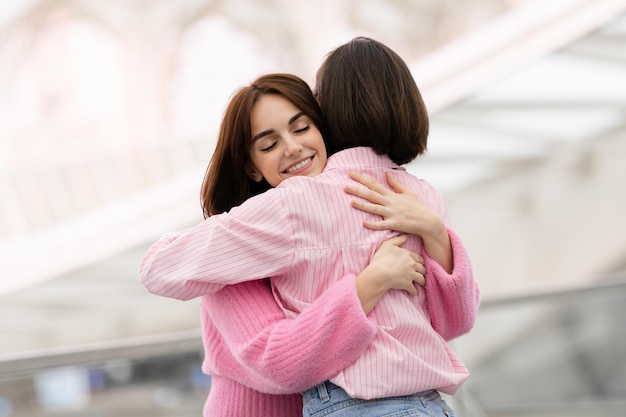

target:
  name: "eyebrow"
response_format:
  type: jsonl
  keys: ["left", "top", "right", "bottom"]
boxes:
{"left": 252, "top": 111, "right": 305, "bottom": 142}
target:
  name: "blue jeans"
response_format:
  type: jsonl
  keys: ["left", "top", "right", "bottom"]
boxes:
{"left": 302, "top": 381, "right": 457, "bottom": 417}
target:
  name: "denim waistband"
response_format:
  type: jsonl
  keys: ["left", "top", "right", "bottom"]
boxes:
{"left": 303, "top": 380, "right": 439, "bottom": 404}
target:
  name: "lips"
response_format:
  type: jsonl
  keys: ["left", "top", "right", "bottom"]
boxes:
{"left": 284, "top": 156, "right": 313, "bottom": 174}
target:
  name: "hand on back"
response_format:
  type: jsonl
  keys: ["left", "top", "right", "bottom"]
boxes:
{"left": 345, "top": 171, "right": 444, "bottom": 239}
{"left": 370, "top": 235, "right": 425, "bottom": 294}
{"left": 355, "top": 234, "right": 425, "bottom": 314}
{"left": 346, "top": 170, "right": 454, "bottom": 273}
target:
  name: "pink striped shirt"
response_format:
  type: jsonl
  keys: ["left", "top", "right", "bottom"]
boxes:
{"left": 141, "top": 147, "right": 475, "bottom": 399}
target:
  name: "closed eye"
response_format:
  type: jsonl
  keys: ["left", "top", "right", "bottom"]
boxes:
{"left": 261, "top": 141, "right": 278, "bottom": 152}
{"left": 293, "top": 125, "right": 311, "bottom": 134}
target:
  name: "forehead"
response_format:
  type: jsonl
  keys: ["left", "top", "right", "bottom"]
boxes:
{"left": 251, "top": 94, "right": 300, "bottom": 126}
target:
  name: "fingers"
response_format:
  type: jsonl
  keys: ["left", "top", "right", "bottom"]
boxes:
{"left": 362, "top": 220, "right": 387, "bottom": 231}
{"left": 385, "top": 171, "right": 409, "bottom": 194}
{"left": 401, "top": 274, "right": 423, "bottom": 295}
{"left": 350, "top": 199, "right": 386, "bottom": 216}
{"left": 413, "top": 272, "right": 426, "bottom": 287}
{"left": 349, "top": 171, "right": 388, "bottom": 194}
{"left": 383, "top": 234, "right": 408, "bottom": 247}
{"left": 345, "top": 187, "right": 385, "bottom": 208}
{"left": 345, "top": 183, "right": 373, "bottom": 199}
{"left": 405, "top": 283, "right": 418, "bottom": 295}
{"left": 410, "top": 250, "right": 426, "bottom": 289}
{"left": 348, "top": 171, "right": 412, "bottom": 200}
{"left": 347, "top": 172, "right": 391, "bottom": 206}
{"left": 410, "top": 252, "right": 425, "bottom": 265}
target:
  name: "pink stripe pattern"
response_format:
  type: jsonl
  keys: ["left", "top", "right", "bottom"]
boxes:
{"left": 140, "top": 147, "right": 475, "bottom": 399}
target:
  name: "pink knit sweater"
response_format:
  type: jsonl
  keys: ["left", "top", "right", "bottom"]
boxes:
{"left": 193, "top": 228, "right": 477, "bottom": 416}
{"left": 200, "top": 276, "right": 376, "bottom": 416}
{"left": 424, "top": 228, "right": 479, "bottom": 341}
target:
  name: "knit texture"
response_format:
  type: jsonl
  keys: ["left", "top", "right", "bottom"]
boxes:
{"left": 200, "top": 277, "right": 377, "bottom": 417}
{"left": 204, "top": 377, "right": 302, "bottom": 417}
{"left": 424, "top": 227, "right": 480, "bottom": 341}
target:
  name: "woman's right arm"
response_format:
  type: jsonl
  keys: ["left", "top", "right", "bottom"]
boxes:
{"left": 139, "top": 190, "right": 297, "bottom": 300}
{"left": 139, "top": 230, "right": 227, "bottom": 298}
{"left": 202, "top": 236, "right": 424, "bottom": 394}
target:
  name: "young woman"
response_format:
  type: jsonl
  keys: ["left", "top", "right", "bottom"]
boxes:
{"left": 141, "top": 39, "right": 479, "bottom": 416}
{"left": 298, "top": 36, "right": 481, "bottom": 417}
{"left": 154, "top": 74, "right": 432, "bottom": 416}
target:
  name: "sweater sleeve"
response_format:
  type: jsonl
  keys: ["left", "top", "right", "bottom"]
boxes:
{"left": 423, "top": 227, "right": 480, "bottom": 341}
{"left": 202, "top": 276, "right": 377, "bottom": 394}
{"left": 139, "top": 190, "right": 296, "bottom": 301}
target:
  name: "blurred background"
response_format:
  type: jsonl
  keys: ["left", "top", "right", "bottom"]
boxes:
{"left": 0, "top": 0, "right": 625, "bottom": 416}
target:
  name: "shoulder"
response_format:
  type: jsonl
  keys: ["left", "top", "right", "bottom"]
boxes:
{"left": 227, "top": 186, "right": 287, "bottom": 218}
{"left": 396, "top": 169, "right": 439, "bottom": 192}
{"left": 396, "top": 170, "right": 447, "bottom": 204}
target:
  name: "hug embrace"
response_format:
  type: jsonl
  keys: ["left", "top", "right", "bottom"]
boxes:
{"left": 140, "top": 37, "right": 480, "bottom": 417}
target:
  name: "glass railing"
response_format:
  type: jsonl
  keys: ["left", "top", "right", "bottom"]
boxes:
{"left": 0, "top": 330, "right": 209, "bottom": 417}
{"left": 1, "top": 279, "right": 625, "bottom": 416}
{"left": 452, "top": 276, "right": 626, "bottom": 417}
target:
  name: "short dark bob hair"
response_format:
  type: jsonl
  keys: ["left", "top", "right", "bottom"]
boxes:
{"left": 315, "top": 37, "right": 429, "bottom": 165}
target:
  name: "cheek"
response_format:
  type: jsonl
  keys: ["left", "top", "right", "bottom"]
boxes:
{"left": 252, "top": 153, "right": 278, "bottom": 177}
{"left": 266, "top": 178, "right": 281, "bottom": 188}
{"left": 309, "top": 130, "right": 325, "bottom": 151}
{"left": 314, "top": 135, "right": 327, "bottom": 160}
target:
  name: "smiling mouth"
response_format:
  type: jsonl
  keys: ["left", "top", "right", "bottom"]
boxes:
{"left": 284, "top": 156, "right": 313, "bottom": 174}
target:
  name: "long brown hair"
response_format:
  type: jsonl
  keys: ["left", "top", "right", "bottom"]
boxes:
{"left": 201, "top": 73, "right": 326, "bottom": 217}
{"left": 315, "top": 37, "right": 429, "bottom": 164}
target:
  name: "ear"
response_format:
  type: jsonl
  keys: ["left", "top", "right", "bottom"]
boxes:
{"left": 246, "top": 164, "right": 263, "bottom": 182}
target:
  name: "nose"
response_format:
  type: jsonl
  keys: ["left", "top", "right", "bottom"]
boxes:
{"left": 284, "top": 136, "right": 303, "bottom": 157}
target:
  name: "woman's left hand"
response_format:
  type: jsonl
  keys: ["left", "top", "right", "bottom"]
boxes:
{"left": 344, "top": 171, "right": 443, "bottom": 239}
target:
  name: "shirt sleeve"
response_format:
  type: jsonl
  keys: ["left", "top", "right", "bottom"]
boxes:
{"left": 422, "top": 227, "right": 481, "bottom": 341}
{"left": 201, "top": 276, "right": 377, "bottom": 394}
{"left": 139, "top": 190, "right": 296, "bottom": 300}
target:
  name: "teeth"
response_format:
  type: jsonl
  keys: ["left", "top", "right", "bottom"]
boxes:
{"left": 286, "top": 157, "right": 312, "bottom": 173}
